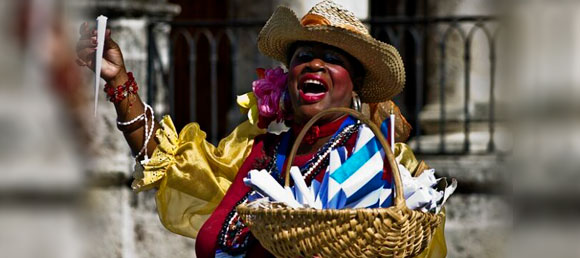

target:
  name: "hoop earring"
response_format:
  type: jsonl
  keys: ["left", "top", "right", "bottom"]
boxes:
{"left": 351, "top": 92, "right": 361, "bottom": 112}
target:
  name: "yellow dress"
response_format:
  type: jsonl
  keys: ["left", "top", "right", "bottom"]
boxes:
{"left": 133, "top": 116, "right": 447, "bottom": 257}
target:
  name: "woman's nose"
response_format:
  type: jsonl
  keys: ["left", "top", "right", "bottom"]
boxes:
{"left": 304, "top": 58, "right": 326, "bottom": 73}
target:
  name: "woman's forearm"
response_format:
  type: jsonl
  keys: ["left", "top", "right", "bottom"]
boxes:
{"left": 108, "top": 71, "right": 159, "bottom": 160}
{"left": 76, "top": 23, "right": 157, "bottom": 160}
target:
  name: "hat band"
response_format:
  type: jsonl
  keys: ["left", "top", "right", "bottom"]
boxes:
{"left": 300, "top": 13, "right": 331, "bottom": 27}
{"left": 300, "top": 13, "right": 369, "bottom": 36}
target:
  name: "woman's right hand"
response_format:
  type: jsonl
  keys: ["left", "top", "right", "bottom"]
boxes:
{"left": 76, "top": 22, "right": 158, "bottom": 159}
{"left": 76, "top": 22, "right": 128, "bottom": 85}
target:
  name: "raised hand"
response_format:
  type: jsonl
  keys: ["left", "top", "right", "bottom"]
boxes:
{"left": 76, "top": 22, "right": 127, "bottom": 85}
{"left": 76, "top": 22, "right": 158, "bottom": 159}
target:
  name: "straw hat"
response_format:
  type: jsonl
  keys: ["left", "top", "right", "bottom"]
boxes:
{"left": 258, "top": 0, "right": 406, "bottom": 103}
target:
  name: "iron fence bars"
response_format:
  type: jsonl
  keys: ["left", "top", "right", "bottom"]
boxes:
{"left": 408, "top": 27, "right": 424, "bottom": 154}
{"left": 145, "top": 15, "right": 499, "bottom": 154}
{"left": 370, "top": 17, "right": 498, "bottom": 154}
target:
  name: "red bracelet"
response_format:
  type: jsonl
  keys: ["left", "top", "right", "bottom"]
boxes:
{"left": 104, "top": 72, "right": 138, "bottom": 103}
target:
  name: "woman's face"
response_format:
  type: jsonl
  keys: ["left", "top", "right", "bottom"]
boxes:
{"left": 287, "top": 42, "right": 359, "bottom": 125}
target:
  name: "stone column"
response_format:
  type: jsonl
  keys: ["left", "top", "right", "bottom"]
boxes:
{"left": 414, "top": 2, "right": 511, "bottom": 257}
{"left": 274, "top": 0, "right": 368, "bottom": 18}
{"left": 70, "top": 0, "right": 180, "bottom": 175}
{"left": 71, "top": 1, "right": 201, "bottom": 258}
{"left": 416, "top": 0, "right": 503, "bottom": 152}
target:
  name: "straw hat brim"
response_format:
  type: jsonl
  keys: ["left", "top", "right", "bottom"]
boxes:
{"left": 258, "top": 6, "right": 406, "bottom": 103}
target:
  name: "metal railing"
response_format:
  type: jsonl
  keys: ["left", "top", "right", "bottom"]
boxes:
{"left": 146, "top": 15, "right": 501, "bottom": 155}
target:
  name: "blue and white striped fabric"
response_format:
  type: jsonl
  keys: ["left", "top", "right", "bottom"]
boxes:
{"left": 316, "top": 118, "right": 395, "bottom": 209}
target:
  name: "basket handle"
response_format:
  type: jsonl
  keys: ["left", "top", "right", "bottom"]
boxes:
{"left": 284, "top": 107, "right": 405, "bottom": 208}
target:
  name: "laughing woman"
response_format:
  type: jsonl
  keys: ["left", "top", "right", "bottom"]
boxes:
{"left": 77, "top": 1, "right": 446, "bottom": 257}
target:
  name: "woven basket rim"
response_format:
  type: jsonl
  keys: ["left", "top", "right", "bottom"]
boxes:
{"left": 237, "top": 202, "right": 408, "bottom": 213}
{"left": 236, "top": 202, "right": 444, "bottom": 257}
{"left": 237, "top": 203, "right": 444, "bottom": 221}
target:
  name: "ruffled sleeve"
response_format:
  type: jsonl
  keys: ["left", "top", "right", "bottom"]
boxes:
{"left": 132, "top": 116, "right": 265, "bottom": 238}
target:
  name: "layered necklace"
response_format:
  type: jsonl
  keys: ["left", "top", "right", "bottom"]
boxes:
{"left": 216, "top": 118, "right": 360, "bottom": 256}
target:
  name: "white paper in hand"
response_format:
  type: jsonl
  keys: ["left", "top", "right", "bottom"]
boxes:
{"left": 94, "top": 15, "right": 108, "bottom": 116}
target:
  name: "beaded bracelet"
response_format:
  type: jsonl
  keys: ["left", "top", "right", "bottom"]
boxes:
{"left": 116, "top": 106, "right": 148, "bottom": 133}
{"left": 104, "top": 72, "right": 138, "bottom": 103}
{"left": 116, "top": 103, "right": 155, "bottom": 161}
{"left": 136, "top": 104, "right": 155, "bottom": 161}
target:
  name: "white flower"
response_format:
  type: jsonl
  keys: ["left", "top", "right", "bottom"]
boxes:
{"left": 267, "top": 120, "right": 290, "bottom": 135}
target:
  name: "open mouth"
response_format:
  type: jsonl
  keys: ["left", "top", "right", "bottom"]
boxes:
{"left": 299, "top": 76, "right": 328, "bottom": 103}
{"left": 301, "top": 79, "right": 328, "bottom": 94}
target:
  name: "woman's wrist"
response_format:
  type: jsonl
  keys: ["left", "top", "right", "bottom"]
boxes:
{"left": 104, "top": 71, "right": 138, "bottom": 104}
{"left": 107, "top": 68, "right": 129, "bottom": 87}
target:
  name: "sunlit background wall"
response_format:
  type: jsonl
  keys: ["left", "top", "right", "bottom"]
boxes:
{"left": 1, "top": 0, "right": 578, "bottom": 257}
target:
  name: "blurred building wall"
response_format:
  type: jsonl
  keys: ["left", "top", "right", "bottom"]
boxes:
{"left": 0, "top": 0, "right": 512, "bottom": 258}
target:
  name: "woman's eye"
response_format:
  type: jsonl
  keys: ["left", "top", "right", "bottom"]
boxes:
{"left": 296, "top": 52, "right": 314, "bottom": 62}
{"left": 323, "top": 53, "right": 343, "bottom": 64}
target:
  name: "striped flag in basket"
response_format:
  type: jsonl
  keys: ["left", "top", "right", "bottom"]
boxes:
{"left": 321, "top": 118, "right": 394, "bottom": 209}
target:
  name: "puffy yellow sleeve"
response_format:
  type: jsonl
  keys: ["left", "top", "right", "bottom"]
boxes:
{"left": 394, "top": 143, "right": 448, "bottom": 258}
{"left": 132, "top": 116, "right": 265, "bottom": 238}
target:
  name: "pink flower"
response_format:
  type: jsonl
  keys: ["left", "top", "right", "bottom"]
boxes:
{"left": 252, "top": 67, "right": 288, "bottom": 128}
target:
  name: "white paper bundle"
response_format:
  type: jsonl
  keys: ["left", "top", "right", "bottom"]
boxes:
{"left": 243, "top": 169, "right": 301, "bottom": 208}
{"left": 243, "top": 166, "right": 456, "bottom": 214}
{"left": 243, "top": 119, "right": 456, "bottom": 214}
{"left": 94, "top": 15, "right": 108, "bottom": 116}
{"left": 398, "top": 165, "right": 457, "bottom": 213}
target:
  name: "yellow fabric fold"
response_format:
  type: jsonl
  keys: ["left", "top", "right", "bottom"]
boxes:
{"left": 133, "top": 115, "right": 265, "bottom": 238}
{"left": 394, "top": 142, "right": 420, "bottom": 175}
{"left": 236, "top": 92, "right": 260, "bottom": 126}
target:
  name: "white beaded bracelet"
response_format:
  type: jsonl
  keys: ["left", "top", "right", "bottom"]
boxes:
{"left": 116, "top": 103, "right": 154, "bottom": 126}
{"left": 136, "top": 104, "right": 155, "bottom": 161}
{"left": 115, "top": 103, "right": 155, "bottom": 161}
{"left": 117, "top": 112, "right": 145, "bottom": 126}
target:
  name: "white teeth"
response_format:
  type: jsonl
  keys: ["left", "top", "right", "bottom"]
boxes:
{"left": 304, "top": 79, "right": 324, "bottom": 85}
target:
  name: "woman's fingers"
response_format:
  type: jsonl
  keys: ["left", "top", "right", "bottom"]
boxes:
{"left": 77, "top": 47, "right": 96, "bottom": 68}
{"left": 76, "top": 37, "right": 97, "bottom": 52}
{"left": 76, "top": 22, "right": 126, "bottom": 79}
{"left": 103, "top": 29, "right": 119, "bottom": 50}
{"left": 78, "top": 22, "right": 87, "bottom": 36}
{"left": 78, "top": 22, "right": 97, "bottom": 40}
{"left": 76, "top": 58, "right": 87, "bottom": 67}
{"left": 77, "top": 47, "right": 95, "bottom": 60}
{"left": 79, "top": 27, "right": 115, "bottom": 51}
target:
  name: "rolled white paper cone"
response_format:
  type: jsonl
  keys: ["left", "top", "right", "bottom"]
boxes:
{"left": 290, "top": 167, "right": 315, "bottom": 207}
{"left": 246, "top": 170, "right": 301, "bottom": 208}
{"left": 94, "top": 15, "right": 108, "bottom": 117}
{"left": 405, "top": 188, "right": 431, "bottom": 210}
{"left": 442, "top": 179, "right": 458, "bottom": 204}
{"left": 398, "top": 164, "right": 417, "bottom": 199}
{"left": 415, "top": 169, "right": 437, "bottom": 188}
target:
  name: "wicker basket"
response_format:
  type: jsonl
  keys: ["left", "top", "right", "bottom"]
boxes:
{"left": 237, "top": 107, "right": 443, "bottom": 258}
